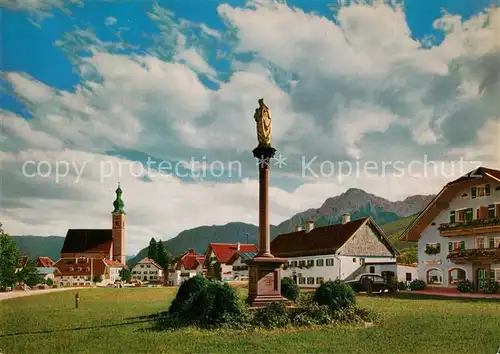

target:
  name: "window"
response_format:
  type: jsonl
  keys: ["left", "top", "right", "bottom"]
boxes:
{"left": 490, "top": 237, "right": 500, "bottom": 248}
{"left": 140, "top": 265, "right": 144, "bottom": 268}
{"left": 316, "top": 259, "right": 324, "bottom": 266}
{"left": 448, "top": 269, "right": 466, "bottom": 285}
{"left": 291, "top": 261, "right": 297, "bottom": 267}
{"left": 307, "top": 260, "right": 314, "bottom": 267}
{"left": 307, "top": 277, "right": 314, "bottom": 285}
{"left": 476, "top": 237, "right": 485, "bottom": 249}
{"left": 426, "top": 269, "right": 443, "bottom": 284}
{"left": 489, "top": 204, "right": 496, "bottom": 218}
{"left": 326, "top": 258, "right": 334, "bottom": 266}
{"left": 457, "top": 209, "right": 467, "bottom": 222}
{"left": 369, "top": 266, "right": 375, "bottom": 273}
{"left": 477, "top": 186, "right": 485, "bottom": 197}
{"left": 147, "top": 265, "right": 151, "bottom": 268}
{"left": 299, "top": 277, "right": 306, "bottom": 285}
{"left": 352, "top": 258, "right": 356, "bottom": 263}
{"left": 472, "top": 184, "right": 490, "bottom": 198}
{"left": 495, "top": 269, "right": 500, "bottom": 282}
{"left": 316, "top": 277, "right": 324, "bottom": 284}
{"left": 299, "top": 260, "right": 306, "bottom": 267}
{"left": 449, "top": 241, "right": 464, "bottom": 251}
{"left": 406, "top": 272, "right": 412, "bottom": 281}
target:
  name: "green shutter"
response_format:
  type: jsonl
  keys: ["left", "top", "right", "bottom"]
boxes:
{"left": 471, "top": 187, "right": 477, "bottom": 199}
{"left": 485, "top": 184, "right": 490, "bottom": 196}
{"left": 490, "top": 238, "right": 495, "bottom": 248}
{"left": 436, "top": 243, "right": 441, "bottom": 253}
{"left": 460, "top": 241, "right": 465, "bottom": 249}
{"left": 488, "top": 204, "right": 495, "bottom": 218}
{"left": 466, "top": 208, "right": 473, "bottom": 221}
{"left": 450, "top": 210, "right": 455, "bottom": 223}
{"left": 448, "top": 242, "right": 452, "bottom": 252}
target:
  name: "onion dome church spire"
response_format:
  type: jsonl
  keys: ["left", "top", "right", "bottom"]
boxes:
{"left": 112, "top": 183, "right": 125, "bottom": 213}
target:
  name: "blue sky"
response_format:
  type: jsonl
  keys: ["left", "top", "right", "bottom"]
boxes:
{"left": 1, "top": 0, "right": 498, "bottom": 253}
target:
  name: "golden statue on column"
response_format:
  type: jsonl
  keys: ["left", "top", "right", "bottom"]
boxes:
{"left": 254, "top": 98, "right": 272, "bottom": 147}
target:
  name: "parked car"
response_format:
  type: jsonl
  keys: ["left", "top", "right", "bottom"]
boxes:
{"left": 345, "top": 273, "right": 395, "bottom": 293}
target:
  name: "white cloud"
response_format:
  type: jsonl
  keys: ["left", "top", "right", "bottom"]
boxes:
{"left": 2, "top": 1, "right": 499, "bottom": 252}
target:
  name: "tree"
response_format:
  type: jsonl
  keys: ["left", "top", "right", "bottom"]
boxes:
{"left": 156, "top": 240, "right": 171, "bottom": 270}
{"left": 0, "top": 225, "right": 20, "bottom": 290}
{"left": 213, "top": 262, "right": 222, "bottom": 281}
{"left": 148, "top": 238, "right": 157, "bottom": 261}
{"left": 93, "top": 275, "right": 103, "bottom": 283}
{"left": 119, "top": 268, "right": 131, "bottom": 282}
{"left": 17, "top": 259, "right": 42, "bottom": 287}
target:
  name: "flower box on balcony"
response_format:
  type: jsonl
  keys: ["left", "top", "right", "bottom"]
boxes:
{"left": 439, "top": 217, "right": 500, "bottom": 231}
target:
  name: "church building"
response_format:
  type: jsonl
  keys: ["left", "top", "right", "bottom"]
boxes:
{"left": 54, "top": 184, "right": 128, "bottom": 286}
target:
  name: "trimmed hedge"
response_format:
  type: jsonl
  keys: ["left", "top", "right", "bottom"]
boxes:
{"left": 457, "top": 279, "right": 474, "bottom": 293}
{"left": 314, "top": 280, "right": 356, "bottom": 311}
{"left": 408, "top": 279, "right": 425, "bottom": 291}
{"left": 281, "top": 277, "right": 300, "bottom": 301}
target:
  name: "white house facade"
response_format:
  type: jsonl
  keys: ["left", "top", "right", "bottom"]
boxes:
{"left": 168, "top": 249, "right": 205, "bottom": 286}
{"left": 396, "top": 264, "right": 419, "bottom": 283}
{"left": 402, "top": 167, "right": 500, "bottom": 289}
{"left": 131, "top": 258, "right": 164, "bottom": 282}
{"left": 54, "top": 257, "right": 125, "bottom": 287}
{"left": 273, "top": 215, "right": 399, "bottom": 288}
{"left": 203, "top": 243, "right": 258, "bottom": 281}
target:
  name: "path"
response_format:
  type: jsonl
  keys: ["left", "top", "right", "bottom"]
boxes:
{"left": 0, "top": 287, "right": 79, "bottom": 302}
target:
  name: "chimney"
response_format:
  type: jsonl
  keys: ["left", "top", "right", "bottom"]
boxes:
{"left": 236, "top": 242, "right": 241, "bottom": 251}
{"left": 294, "top": 225, "right": 302, "bottom": 232}
{"left": 342, "top": 213, "right": 351, "bottom": 224}
{"left": 305, "top": 220, "right": 314, "bottom": 233}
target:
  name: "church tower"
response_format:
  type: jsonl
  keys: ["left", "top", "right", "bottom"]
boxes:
{"left": 111, "top": 183, "right": 126, "bottom": 264}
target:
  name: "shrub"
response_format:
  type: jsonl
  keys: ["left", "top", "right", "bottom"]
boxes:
{"left": 92, "top": 275, "right": 103, "bottom": 283}
{"left": 281, "top": 277, "right": 299, "bottom": 301}
{"left": 253, "top": 301, "right": 290, "bottom": 328}
{"left": 289, "top": 302, "right": 332, "bottom": 326}
{"left": 480, "top": 279, "right": 499, "bottom": 294}
{"left": 166, "top": 276, "right": 247, "bottom": 329}
{"left": 457, "top": 279, "right": 474, "bottom": 293}
{"left": 46, "top": 278, "right": 54, "bottom": 286}
{"left": 313, "top": 280, "right": 356, "bottom": 311}
{"left": 168, "top": 275, "right": 209, "bottom": 316}
{"left": 408, "top": 279, "right": 425, "bottom": 291}
{"left": 396, "top": 281, "right": 407, "bottom": 291}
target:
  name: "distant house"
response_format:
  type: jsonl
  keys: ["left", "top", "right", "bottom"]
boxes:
{"left": 36, "top": 256, "right": 55, "bottom": 268}
{"left": 401, "top": 167, "right": 500, "bottom": 289}
{"left": 226, "top": 251, "right": 257, "bottom": 280}
{"left": 36, "top": 267, "right": 61, "bottom": 282}
{"left": 204, "top": 243, "right": 258, "bottom": 281}
{"left": 168, "top": 249, "right": 205, "bottom": 286}
{"left": 54, "top": 257, "right": 125, "bottom": 287}
{"left": 131, "top": 257, "right": 164, "bottom": 282}
{"left": 396, "top": 263, "right": 418, "bottom": 283}
{"left": 271, "top": 215, "right": 399, "bottom": 287}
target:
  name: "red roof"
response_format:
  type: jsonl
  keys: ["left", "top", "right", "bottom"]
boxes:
{"left": 172, "top": 249, "right": 205, "bottom": 270}
{"left": 135, "top": 257, "right": 163, "bottom": 270}
{"left": 55, "top": 257, "right": 125, "bottom": 276}
{"left": 205, "top": 243, "right": 258, "bottom": 264}
{"left": 36, "top": 257, "right": 55, "bottom": 267}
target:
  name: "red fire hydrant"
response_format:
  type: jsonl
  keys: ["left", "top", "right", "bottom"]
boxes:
{"left": 75, "top": 293, "right": 80, "bottom": 309}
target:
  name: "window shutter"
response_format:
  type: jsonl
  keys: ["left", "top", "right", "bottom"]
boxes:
{"left": 436, "top": 243, "right": 441, "bottom": 253}
{"left": 471, "top": 187, "right": 477, "bottom": 199}
{"left": 448, "top": 242, "right": 452, "bottom": 252}
{"left": 490, "top": 238, "right": 495, "bottom": 248}
{"left": 460, "top": 241, "right": 465, "bottom": 250}
{"left": 485, "top": 184, "right": 490, "bottom": 196}
{"left": 425, "top": 243, "right": 429, "bottom": 250}
{"left": 450, "top": 210, "right": 455, "bottom": 223}
{"left": 488, "top": 204, "right": 495, "bottom": 218}
{"left": 466, "top": 208, "right": 473, "bottom": 221}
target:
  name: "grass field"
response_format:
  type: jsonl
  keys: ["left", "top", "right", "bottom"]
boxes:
{"left": 1, "top": 288, "right": 499, "bottom": 354}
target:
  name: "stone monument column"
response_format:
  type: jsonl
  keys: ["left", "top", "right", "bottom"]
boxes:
{"left": 246, "top": 99, "right": 291, "bottom": 308}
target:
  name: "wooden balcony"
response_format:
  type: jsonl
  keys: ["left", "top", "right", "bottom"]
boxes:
{"left": 447, "top": 248, "right": 500, "bottom": 263}
{"left": 438, "top": 217, "right": 500, "bottom": 237}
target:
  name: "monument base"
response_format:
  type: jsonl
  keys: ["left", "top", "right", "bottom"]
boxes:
{"left": 245, "top": 256, "right": 292, "bottom": 309}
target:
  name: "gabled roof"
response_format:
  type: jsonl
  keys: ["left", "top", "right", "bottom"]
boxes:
{"left": 172, "top": 249, "right": 204, "bottom": 270}
{"left": 35, "top": 267, "right": 61, "bottom": 275}
{"left": 61, "top": 229, "right": 113, "bottom": 254}
{"left": 271, "top": 217, "right": 398, "bottom": 258}
{"left": 226, "top": 251, "right": 258, "bottom": 265}
{"left": 103, "top": 259, "right": 127, "bottom": 269}
{"left": 400, "top": 167, "right": 500, "bottom": 242}
{"left": 19, "top": 256, "right": 29, "bottom": 268}
{"left": 134, "top": 257, "right": 163, "bottom": 270}
{"left": 36, "top": 257, "right": 55, "bottom": 267}
{"left": 204, "top": 243, "right": 258, "bottom": 264}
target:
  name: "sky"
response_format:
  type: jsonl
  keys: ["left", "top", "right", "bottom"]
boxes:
{"left": 1, "top": 0, "right": 499, "bottom": 254}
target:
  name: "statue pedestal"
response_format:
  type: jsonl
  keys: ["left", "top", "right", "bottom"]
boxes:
{"left": 246, "top": 257, "right": 291, "bottom": 308}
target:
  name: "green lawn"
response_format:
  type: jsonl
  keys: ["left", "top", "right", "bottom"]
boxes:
{"left": 1, "top": 288, "right": 499, "bottom": 354}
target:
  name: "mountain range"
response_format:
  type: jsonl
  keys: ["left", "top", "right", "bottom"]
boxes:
{"left": 9, "top": 188, "right": 432, "bottom": 265}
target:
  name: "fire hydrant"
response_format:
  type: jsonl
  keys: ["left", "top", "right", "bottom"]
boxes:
{"left": 75, "top": 293, "right": 80, "bottom": 309}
